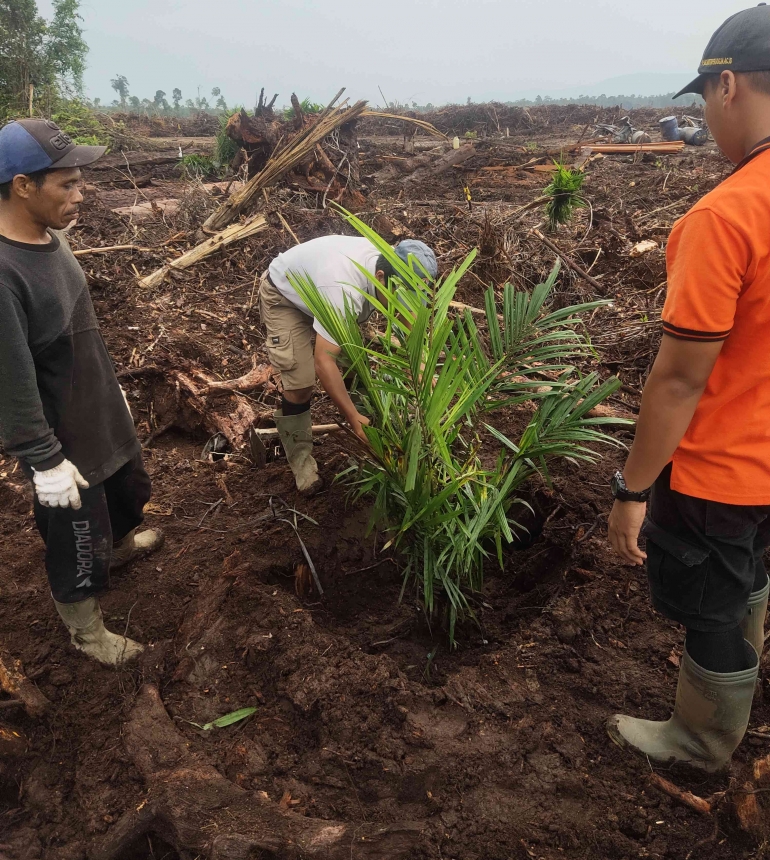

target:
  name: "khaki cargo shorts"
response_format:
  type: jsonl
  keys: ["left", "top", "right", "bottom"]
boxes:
{"left": 258, "top": 272, "right": 316, "bottom": 391}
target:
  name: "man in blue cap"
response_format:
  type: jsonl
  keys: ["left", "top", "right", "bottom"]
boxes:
{"left": 259, "top": 235, "right": 438, "bottom": 494}
{"left": 0, "top": 119, "right": 163, "bottom": 667}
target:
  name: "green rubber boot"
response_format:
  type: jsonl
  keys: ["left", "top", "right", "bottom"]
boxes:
{"left": 54, "top": 597, "right": 144, "bottom": 667}
{"left": 607, "top": 644, "right": 758, "bottom": 773}
{"left": 111, "top": 528, "right": 165, "bottom": 570}
{"left": 274, "top": 410, "right": 323, "bottom": 496}
{"left": 741, "top": 576, "right": 769, "bottom": 658}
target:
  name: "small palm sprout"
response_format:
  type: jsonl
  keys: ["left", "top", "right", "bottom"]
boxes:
{"left": 543, "top": 161, "right": 587, "bottom": 231}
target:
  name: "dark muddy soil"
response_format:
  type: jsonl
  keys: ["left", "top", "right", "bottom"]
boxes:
{"left": 1, "top": 118, "right": 768, "bottom": 860}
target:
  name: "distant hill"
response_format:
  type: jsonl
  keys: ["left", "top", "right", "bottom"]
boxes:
{"left": 550, "top": 73, "right": 694, "bottom": 99}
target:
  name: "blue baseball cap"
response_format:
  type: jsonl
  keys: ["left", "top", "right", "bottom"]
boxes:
{"left": 0, "top": 119, "right": 106, "bottom": 185}
{"left": 394, "top": 239, "right": 438, "bottom": 280}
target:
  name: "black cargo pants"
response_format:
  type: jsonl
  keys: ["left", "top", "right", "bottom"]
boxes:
{"left": 644, "top": 464, "right": 770, "bottom": 633}
{"left": 32, "top": 454, "right": 152, "bottom": 604}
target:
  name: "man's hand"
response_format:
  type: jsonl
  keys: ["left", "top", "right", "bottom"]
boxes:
{"left": 608, "top": 500, "right": 648, "bottom": 566}
{"left": 32, "top": 459, "right": 89, "bottom": 510}
{"left": 352, "top": 413, "right": 370, "bottom": 443}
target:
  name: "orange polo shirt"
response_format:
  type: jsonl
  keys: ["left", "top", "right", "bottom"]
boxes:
{"left": 662, "top": 139, "right": 770, "bottom": 504}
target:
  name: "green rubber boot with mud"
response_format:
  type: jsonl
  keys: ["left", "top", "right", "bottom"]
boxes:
{"left": 607, "top": 644, "right": 758, "bottom": 773}
{"left": 54, "top": 596, "right": 144, "bottom": 667}
{"left": 111, "top": 527, "right": 165, "bottom": 570}
{"left": 274, "top": 409, "right": 323, "bottom": 496}
{"left": 741, "top": 576, "right": 769, "bottom": 658}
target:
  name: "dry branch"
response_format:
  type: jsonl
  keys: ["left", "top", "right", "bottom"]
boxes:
{"left": 0, "top": 651, "right": 50, "bottom": 718}
{"left": 648, "top": 773, "right": 712, "bottom": 816}
{"left": 360, "top": 111, "right": 447, "bottom": 140}
{"left": 140, "top": 215, "right": 268, "bottom": 288}
{"left": 204, "top": 92, "right": 368, "bottom": 232}
{"left": 73, "top": 244, "right": 153, "bottom": 257}
{"left": 531, "top": 229, "right": 605, "bottom": 294}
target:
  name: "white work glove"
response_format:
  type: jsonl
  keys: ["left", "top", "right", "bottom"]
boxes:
{"left": 120, "top": 385, "right": 132, "bottom": 416}
{"left": 32, "top": 459, "right": 89, "bottom": 510}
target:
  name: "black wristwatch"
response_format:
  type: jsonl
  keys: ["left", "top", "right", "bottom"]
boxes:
{"left": 611, "top": 470, "right": 652, "bottom": 503}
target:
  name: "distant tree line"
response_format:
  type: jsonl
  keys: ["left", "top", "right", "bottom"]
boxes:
{"left": 103, "top": 76, "right": 230, "bottom": 115}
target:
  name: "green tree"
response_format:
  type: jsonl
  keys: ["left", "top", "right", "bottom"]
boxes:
{"left": 153, "top": 89, "right": 166, "bottom": 109}
{"left": 0, "top": 0, "right": 85, "bottom": 115}
{"left": 216, "top": 94, "right": 227, "bottom": 111}
{"left": 111, "top": 73, "right": 129, "bottom": 108}
{"left": 46, "top": 0, "right": 87, "bottom": 91}
{"left": 172, "top": 87, "right": 182, "bottom": 110}
{"left": 128, "top": 95, "right": 140, "bottom": 111}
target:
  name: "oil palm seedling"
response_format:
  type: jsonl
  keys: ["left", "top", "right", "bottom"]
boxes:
{"left": 291, "top": 211, "right": 626, "bottom": 643}
{"left": 543, "top": 161, "right": 587, "bottom": 231}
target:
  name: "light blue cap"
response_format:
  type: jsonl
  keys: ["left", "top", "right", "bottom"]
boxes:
{"left": 394, "top": 239, "right": 438, "bottom": 280}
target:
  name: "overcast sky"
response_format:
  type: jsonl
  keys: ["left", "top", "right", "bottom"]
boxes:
{"left": 38, "top": 0, "right": 754, "bottom": 107}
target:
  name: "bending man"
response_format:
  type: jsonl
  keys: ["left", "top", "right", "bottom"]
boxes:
{"left": 260, "top": 234, "right": 437, "bottom": 494}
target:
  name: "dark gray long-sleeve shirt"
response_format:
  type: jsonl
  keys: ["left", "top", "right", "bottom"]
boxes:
{"left": 0, "top": 231, "right": 139, "bottom": 484}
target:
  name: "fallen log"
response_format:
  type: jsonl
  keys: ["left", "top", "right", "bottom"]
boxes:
{"left": 403, "top": 144, "right": 476, "bottom": 185}
{"left": 140, "top": 214, "right": 268, "bottom": 288}
{"left": 204, "top": 90, "right": 368, "bottom": 232}
{"left": 588, "top": 142, "right": 685, "bottom": 154}
{"left": 0, "top": 651, "right": 50, "bottom": 718}
{"left": 88, "top": 684, "right": 421, "bottom": 860}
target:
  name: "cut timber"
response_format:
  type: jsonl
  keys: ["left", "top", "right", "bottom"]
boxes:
{"left": 251, "top": 423, "right": 342, "bottom": 440}
{"left": 88, "top": 683, "right": 421, "bottom": 860}
{"left": 140, "top": 215, "right": 268, "bottom": 288}
{"left": 403, "top": 144, "right": 475, "bottom": 185}
{"left": 204, "top": 92, "right": 368, "bottom": 232}
{"left": 589, "top": 142, "right": 685, "bottom": 154}
{"left": 0, "top": 651, "right": 50, "bottom": 718}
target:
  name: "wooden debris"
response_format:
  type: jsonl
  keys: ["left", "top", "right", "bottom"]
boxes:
{"left": 203, "top": 362, "right": 274, "bottom": 395}
{"left": 648, "top": 773, "right": 712, "bottom": 816}
{"left": 588, "top": 142, "right": 685, "bottom": 154}
{"left": 531, "top": 229, "right": 605, "bottom": 294}
{"left": 87, "top": 683, "right": 420, "bottom": 860}
{"left": 360, "top": 111, "right": 446, "bottom": 140}
{"left": 733, "top": 782, "right": 764, "bottom": 836}
{"left": 0, "top": 651, "right": 50, "bottom": 718}
{"left": 73, "top": 244, "right": 153, "bottom": 257}
{"left": 112, "top": 199, "right": 180, "bottom": 221}
{"left": 630, "top": 239, "right": 659, "bottom": 257}
{"left": 0, "top": 723, "right": 28, "bottom": 756}
{"left": 251, "top": 423, "right": 342, "bottom": 441}
{"left": 140, "top": 215, "right": 268, "bottom": 288}
{"left": 204, "top": 90, "right": 368, "bottom": 232}
{"left": 403, "top": 144, "right": 476, "bottom": 185}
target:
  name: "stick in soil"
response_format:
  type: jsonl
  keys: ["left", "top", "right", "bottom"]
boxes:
{"left": 647, "top": 773, "right": 712, "bottom": 816}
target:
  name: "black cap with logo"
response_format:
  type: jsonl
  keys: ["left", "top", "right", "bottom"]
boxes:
{"left": 675, "top": 3, "right": 770, "bottom": 98}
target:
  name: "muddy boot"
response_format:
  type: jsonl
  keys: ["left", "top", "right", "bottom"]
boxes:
{"left": 741, "top": 576, "right": 769, "bottom": 658}
{"left": 274, "top": 409, "right": 323, "bottom": 495}
{"left": 54, "top": 596, "right": 144, "bottom": 666}
{"left": 606, "top": 644, "right": 758, "bottom": 773}
{"left": 111, "top": 528, "right": 165, "bottom": 570}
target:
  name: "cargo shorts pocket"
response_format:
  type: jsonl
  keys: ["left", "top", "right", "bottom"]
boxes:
{"left": 265, "top": 332, "right": 297, "bottom": 373}
{"left": 643, "top": 519, "right": 711, "bottom": 616}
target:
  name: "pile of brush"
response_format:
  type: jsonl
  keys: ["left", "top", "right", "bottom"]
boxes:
{"left": 224, "top": 88, "right": 361, "bottom": 199}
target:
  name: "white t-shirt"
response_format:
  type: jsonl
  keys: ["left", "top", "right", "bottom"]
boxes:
{"left": 268, "top": 235, "right": 380, "bottom": 345}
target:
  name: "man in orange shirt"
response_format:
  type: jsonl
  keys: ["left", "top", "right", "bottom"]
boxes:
{"left": 607, "top": 5, "right": 770, "bottom": 772}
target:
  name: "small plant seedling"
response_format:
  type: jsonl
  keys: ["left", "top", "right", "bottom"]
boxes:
{"left": 186, "top": 707, "right": 257, "bottom": 731}
{"left": 464, "top": 130, "right": 477, "bottom": 139}
{"left": 543, "top": 161, "right": 587, "bottom": 231}
{"left": 525, "top": 141, "right": 538, "bottom": 152}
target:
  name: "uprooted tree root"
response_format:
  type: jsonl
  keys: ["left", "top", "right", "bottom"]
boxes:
{"left": 88, "top": 684, "right": 421, "bottom": 860}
